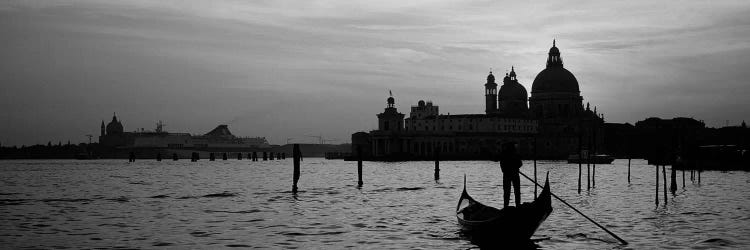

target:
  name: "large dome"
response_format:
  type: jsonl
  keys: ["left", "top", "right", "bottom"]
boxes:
{"left": 499, "top": 82, "right": 528, "bottom": 100}
{"left": 531, "top": 66, "right": 579, "bottom": 93}
{"left": 106, "top": 115, "right": 124, "bottom": 134}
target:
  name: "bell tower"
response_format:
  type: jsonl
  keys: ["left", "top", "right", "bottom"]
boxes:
{"left": 484, "top": 71, "right": 498, "bottom": 114}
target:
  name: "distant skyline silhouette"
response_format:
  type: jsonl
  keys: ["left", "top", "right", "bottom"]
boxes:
{"left": 1, "top": 1, "right": 749, "bottom": 146}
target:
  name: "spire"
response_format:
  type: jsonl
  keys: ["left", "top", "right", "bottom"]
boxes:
{"left": 553, "top": 39, "right": 556, "bottom": 47}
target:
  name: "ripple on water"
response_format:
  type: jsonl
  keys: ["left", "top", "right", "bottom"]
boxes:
{"left": 351, "top": 223, "right": 367, "bottom": 228}
{"left": 1, "top": 159, "right": 749, "bottom": 249}
{"left": 204, "top": 209, "right": 263, "bottom": 214}
{"left": 202, "top": 191, "right": 239, "bottom": 198}
{"left": 190, "top": 231, "right": 217, "bottom": 237}
{"left": 281, "top": 231, "right": 346, "bottom": 236}
{"left": 106, "top": 196, "right": 129, "bottom": 202}
{"left": 695, "top": 238, "right": 735, "bottom": 247}
{"left": 225, "top": 244, "right": 252, "bottom": 248}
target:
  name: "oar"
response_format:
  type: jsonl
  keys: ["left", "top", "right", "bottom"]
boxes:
{"left": 519, "top": 172, "right": 629, "bottom": 245}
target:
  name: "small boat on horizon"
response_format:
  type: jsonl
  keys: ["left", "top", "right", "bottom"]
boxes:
{"left": 456, "top": 175, "right": 552, "bottom": 244}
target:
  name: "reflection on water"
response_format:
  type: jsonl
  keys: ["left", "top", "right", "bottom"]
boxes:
{"left": 0, "top": 159, "right": 748, "bottom": 249}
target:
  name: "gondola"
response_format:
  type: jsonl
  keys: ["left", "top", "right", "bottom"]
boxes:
{"left": 456, "top": 174, "right": 552, "bottom": 241}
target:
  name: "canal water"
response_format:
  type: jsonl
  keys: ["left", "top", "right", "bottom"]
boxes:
{"left": 1, "top": 159, "right": 748, "bottom": 249}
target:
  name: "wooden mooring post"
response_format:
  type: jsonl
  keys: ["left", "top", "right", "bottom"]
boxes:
{"left": 627, "top": 157, "right": 631, "bottom": 184}
{"left": 587, "top": 135, "right": 591, "bottom": 191}
{"left": 662, "top": 165, "right": 667, "bottom": 204}
{"left": 670, "top": 166, "right": 677, "bottom": 195}
{"left": 698, "top": 169, "right": 701, "bottom": 184}
{"left": 587, "top": 156, "right": 591, "bottom": 191}
{"left": 434, "top": 147, "right": 440, "bottom": 181}
{"left": 694, "top": 169, "right": 698, "bottom": 181}
{"left": 263, "top": 152, "right": 267, "bottom": 161}
{"left": 156, "top": 153, "right": 162, "bottom": 161}
{"left": 592, "top": 127, "right": 597, "bottom": 188}
{"left": 655, "top": 164, "right": 659, "bottom": 205}
{"left": 172, "top": 153, "right": 178, "bottom": 161}
{"left": 578, "top": 134, "right": 582, "bottom": 194}
{"left": 209, "top": 153, "right": 215, "bottom": 161}
{"left": 533, "top": 137, "right": 537, "bottom": 198}
{"left": 626, "top": 139, "right": 631, "bottom": 184}
{"left": 682, "top": 169, "right": 685, "bottom": 188}
{"left": 292, "top": 144, "right": 302, "bottom": 193}
{"left": 357, "top": 146, "right": 363, "bottom": 187}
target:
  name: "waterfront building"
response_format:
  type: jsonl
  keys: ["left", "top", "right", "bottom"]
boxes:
{"left": 354, "top": 41, "right": 605, "bottom": 160}
{"left": 530, "top": 40, "right": 604, "bottom": 158}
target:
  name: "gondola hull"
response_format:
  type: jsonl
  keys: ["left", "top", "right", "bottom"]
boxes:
{"left": 456, "top": 176, "right": 552, "bottom": 241}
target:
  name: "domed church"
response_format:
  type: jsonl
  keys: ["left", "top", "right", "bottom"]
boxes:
{"left": 360, "top": 40, "right": 604, "bottom": 160}
{"left": 484, "top": 67, "right": 529, "bottom": 117}
{"left": 529, "top": 40, "right": 604, "bottom": 158}
{"left": 529, "top": 39, "right": 583, "bottom": 119}
{"left": 498, "top": 67, "right": 529, "bottom": 117}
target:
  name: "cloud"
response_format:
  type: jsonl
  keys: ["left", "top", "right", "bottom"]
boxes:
{"left": 1, "top": 0, "right": 749, "bottom": 145}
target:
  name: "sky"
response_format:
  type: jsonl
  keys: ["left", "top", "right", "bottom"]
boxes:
{"left": 1, "top": 0, "right": 749, "bottom": 146}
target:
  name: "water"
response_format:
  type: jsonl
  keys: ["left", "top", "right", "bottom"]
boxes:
{"left": 1, "top": 159, "right": 748, "bottom": 249}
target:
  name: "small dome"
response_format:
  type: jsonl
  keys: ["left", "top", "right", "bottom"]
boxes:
{"left": 486, "top": 72, "right": 495, "bottom": 83}
{"left": 387, "top": 96, "right": 395, "bottom": 104}
{"left": 549, "top": 39, "right": 560, "bottom": 55}
{"left": 531, "top": 67, "right": 579, "bottom": 93}
{"left": 499, "top": 81, "right": 528, "bottom": 101}
{"left": 549, "top": 46, "right": 560, "bottom": 55}
{"left": 418, "top": 100, "right": 425, "bottom": 107}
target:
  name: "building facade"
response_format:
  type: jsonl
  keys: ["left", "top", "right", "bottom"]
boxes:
{"left": 354, "top": 41, "right": 605, "bottom": 160}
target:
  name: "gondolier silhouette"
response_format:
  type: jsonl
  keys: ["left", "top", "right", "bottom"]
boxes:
{"left": 500, "top": 142, "right": 522, "bottom": 207}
